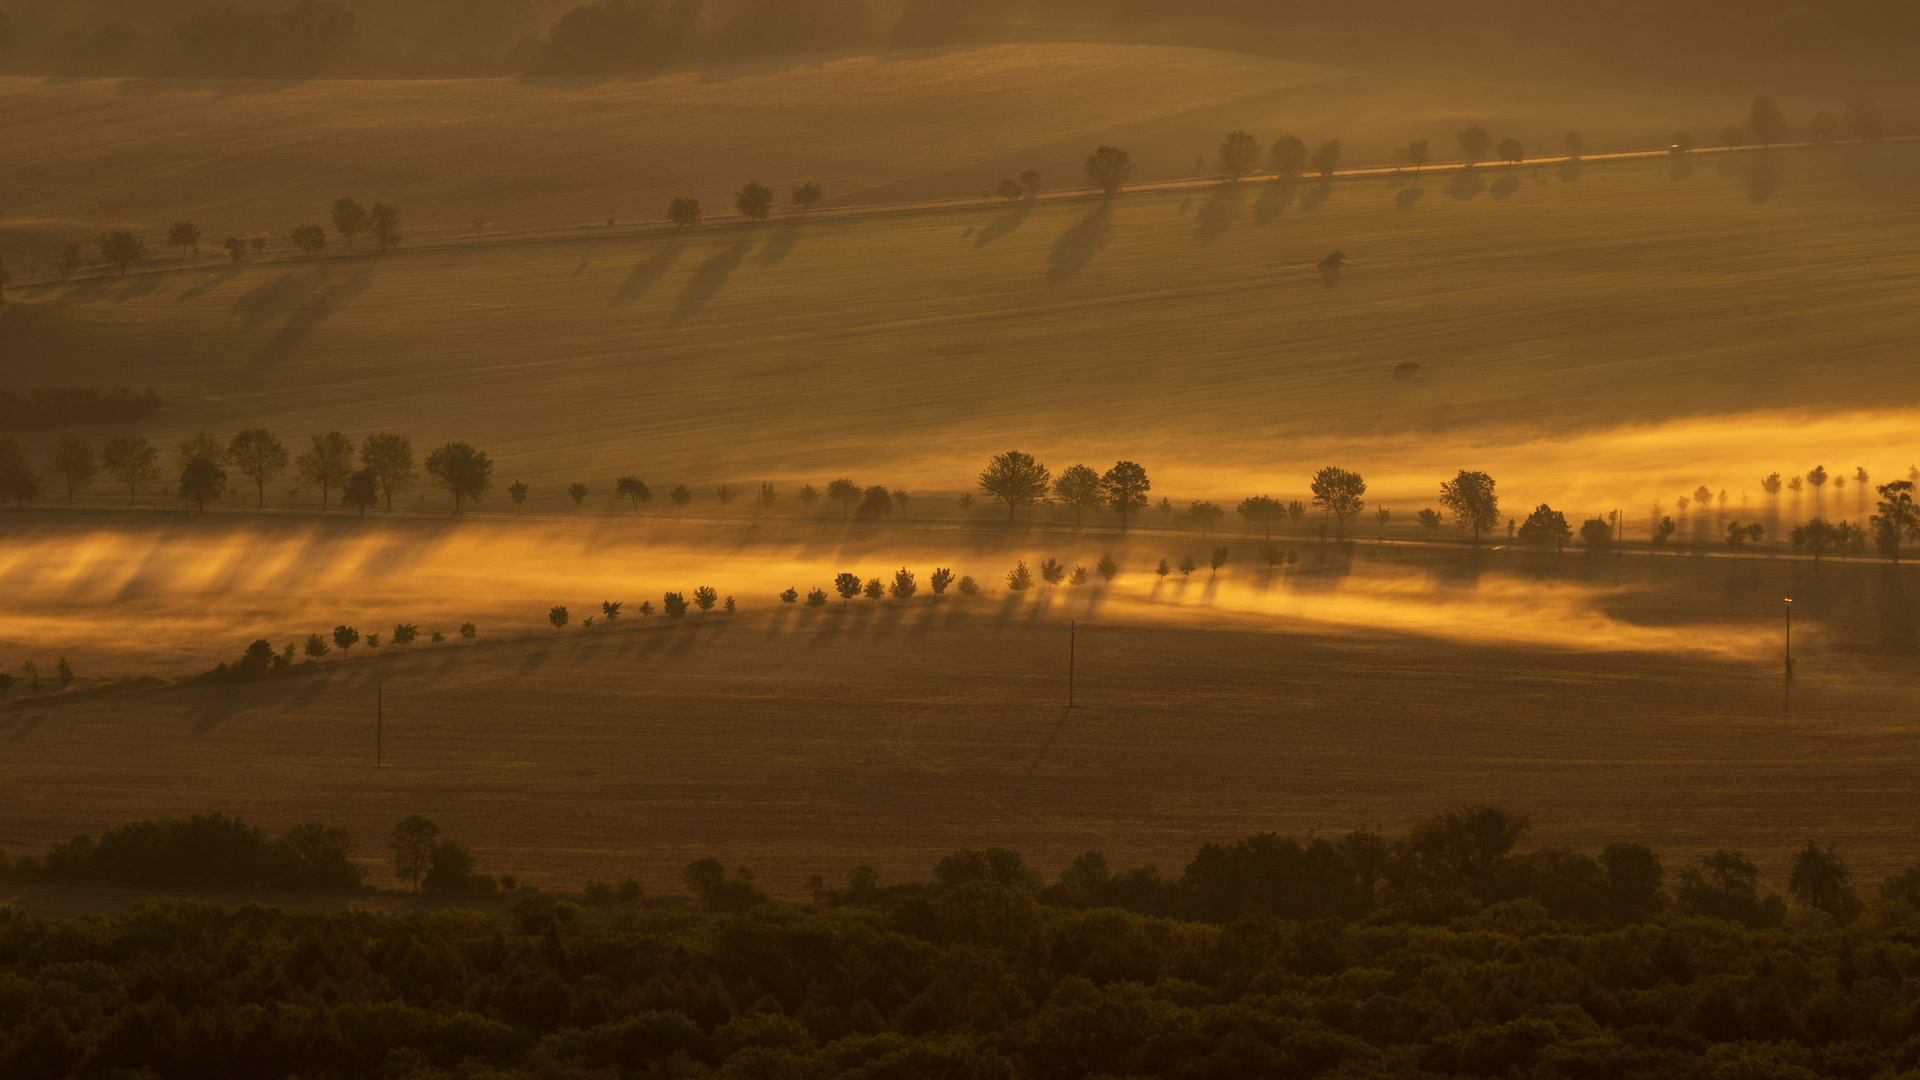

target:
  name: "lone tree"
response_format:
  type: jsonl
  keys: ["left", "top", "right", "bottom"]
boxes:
{"left": 735, "top": 182, "right": 774, "bottom": 220}
{"left": 1084, "top": 145, "right": 1135, "bottom": 195}
{"left": 331, "top": 197, "right": 368, "bottom": 247}
{"left": 1439, "top": 470, "right": 1499, "bottom": 545}
{"left": 1457, "top": 125, "right": 1493, "bottom": 164}
{"left": 616, "top": 476, "right": 651, "bottom": 511}
{"left": 342, "top": 468, "right": 378, "bottom": 515}
{"left": 826, "top": 478, "right": 861, "bottom": 518}
{"left": 1402, "top": 139, "right": 1430, "bottom": 171}
{"left": 1053, "top": 464, "right": 1102, "bottom": 527}
{"left": 229, "top": 428, "right": 289, "bottom": 508}
{"left": 1309, "top": 466, "right": 1367, "bottom": 538}
{"left": 1748, "top": 96, "right": 1787, "bottom": 147}
{"left": 668, "top": 197, "right": 702, "bottom": 227}
{"left": 369, "top": 203, "right": 402, "bottom": 250}
{"left": 99, "top": 230, "right": 147, "bottom": 275}
{"left": 361, "top": 433, "right": 415, "bottom": 510}
{"left": 1496, "top": 137, "right": 1524, "bottom": 164}
{"left": 1517, "top": 504, "right": 1572, "bottom": 551}
{"left": 167, "top": 220, "right": 203, "bottom": 257}
{"left": 791, "top": 182, "right": 823, "bottom": 212}
{"left": 48, "top": 434, "right": 97, "bottom": 503}
{"left": 1269, "top": 135, "right": 1307, "bottom": 176}
{"left": 291, "top": 224, "right": 327, "bottom": 254}
{"left": 1101, "top": 460, "right": 1151, "bottom": 534}
{"left": 424, "top": 442, "right": 493, "bottom": 513}
{"left": 979, "top": 450, "right": 1050, "bottom": 522}
{"left": 567, "top": 482, "right": 588, "bottom": 509}
{"left": 1309, "top": 140, "right": 1342, "bottom": 177}
{"left": 1218, "top": 130, "right": 1260, "bottom": 178}
{"left": 1236, "top": 495, "right": 1283, "bottom": 539}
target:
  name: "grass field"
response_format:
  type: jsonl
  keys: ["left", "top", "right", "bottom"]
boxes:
{"left": 7, "top": 139, "right": 1918, "bottom": 517}
{"left": 4, "top": 564, "right": 1918, "bottom": 898}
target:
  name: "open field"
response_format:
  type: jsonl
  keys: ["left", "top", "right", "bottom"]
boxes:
{"left": 7, "top": 141, "right": 1920, "bottom": 518}
{"left": 4, "top": 557, "right": 1919, "bottom": 900}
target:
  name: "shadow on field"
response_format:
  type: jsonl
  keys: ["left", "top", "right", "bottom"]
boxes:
{"left": 1670, "top": 156, "right": 1695, "bottom": 182}
{"left": 1046, "top": 202, "right": 1113, "bottom": 285}
{"left": 1300, "top": 181, "right": 1332, "bottom": 212}
{"left": 1446, "top": 170, "right": 1486, "bottom": 201}
{"left": 178, "top": 266, "right": 244, "bottom": 301}
{"left": 1490, "top": 173, "right": 1520, "bottom": 200}
{"left": 1395, "top": 187, "right": 1424, "bottom": 211}
{"left": 254, "top": 266, "right": 375, "bottom": 366}
{"left": 975, "top": 200, "right": 1030, "bottom": 247}
{"left": 759, "top": 219, "right": 804, "bottom": 267}
{"left": 112, "top": 274, "right": 168, "bottom": 302}
{"left": 1559, "top": 158, "right": 1584, "bottom": 184}
{"left": 231, "top": 268, "right": 336, "bottom": 328}
{"left": 1254, "top": 178, "right": 1297, "bottom": 222}
{"left": 670, "top": 239, "right": 750, "bottom": 324}
{"left": 1192, "top": 186, "right": 1242, "bottom": 244}
{"left": 611, "top": 241, "right": 681, "bottom": 307}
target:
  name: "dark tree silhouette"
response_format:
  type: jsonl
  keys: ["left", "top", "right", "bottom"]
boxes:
{"left": 805, "top": 588, "right": 826, "bottom": 607}
{"left": 1652, "top": 515, "right": 1677, "bottom": 549}
{"left": 99, "top": 230, "right": 147, "bottom": 275}
{"left": 1580, "top": 517, "right": 1612, "bottom": 548}
{"left": 1096, "top": 554, "right": 1118, "bottom": 581}
{"left": 1053, "top": 464, "right": 1102, "bottom": 526}
{"left": 791, "top": 182, "right": 823, "bottom": 212}
{"left": 296, "top": 431, "right": 354, "bottom": 510}
{"left": 693, "top": 586, "right": 718, "bottom": 611}
{"left": 1416, "top": 507, "right": 1442, "bottom": 541}
{"left": 1085, "top": 145, "right": 1135, "bottom": 195}
{"left": 980, "top": 451, "right": 1049, "bottom": 522}
{"left": 167, "top": 220, "right": 202, "bottom": 257}
{"left": 1438, "top": 470, "right": 1499, "bottom": 545}
{"left": 1209, "top": 546, "right": 1229, "bottom": 578}
{"left": 1789, "top": 841, "right": 1862, "bottom": 924}
{"left": 331, "top": 197, "right": 368, "bottom": 247}
{"left": 669, "top": 197, "right": 702, "bottom": 227}
{"left": 229, "top": 428, "right": 288, "bottom": 508}
{"left": 291, "top": 224, "right": 327, "bottom": 253}
{"left": 1402, "top": 139, "right": 1430, "bottom": 171}
{"left": 0, "top": 437, "right": 39, "bottom": 507}
{"left": 1792, "top": 518, "right": 1838, "bottom": 561}
{"left": 616, "top": 476, "right": 651, "bottom": 510}
{"left": 369, "top": 202, "right": 402, "bottom": 250}
{"left": 1748, "top": 96, "right": 1787, "bottom": 147}
{"left": 342, "top": 468, "right": 378, "bottom": 515}
{"left": 779, "top": 587, "right": 798, "bottom": 604}
{"left": 826, "top": 478, "right": 860, "bottom": 518}
{"left": 1517, "top": 504, "right": 1571, "bottom": 551}
{"left": 1309, "top": 466, "right": 1367, "bottom": 539}
{"left": 1040, "top": 558, "right": 1065, "bottom": 586}
{"left": 549, "top": 606, "right": 569, "bottom": 630}
{"left": 332, "top": 625, "right": 359, "bottom": 652}
{"left": 735, "top": 182, "right": 774, "bottom": 220}
{"left": 1309, "top": 140, "right": 1342, "bottom": 177}
{"left": 1236, "top": 495, "right": 1283, "bottom": 539}
{"left": 1102, "top": 460, "right": 1150, "bottom": 534}
{"left": 997, "top": 178, "right": 1024, "bottom": 201}
{"left": 889, "top": 567, "right": 917, "bottom": 600}
{"left": 834, "top": 572, "right": 861, "bottom": 604}
{"left": 1021, "top": 169, "right": 1041, "bottom": 194}
{"left": 858, "top": 485, "right": 893, "bottom": 519}
{"left": 930, "top": 567, "right": 954, "bottom": 595}
{"left": 1186, "top": 501, "right": 1225, "bottom": 538}
{"left": 1457, "top": 125, "right": 1492, "bottom": 164}
{"left": 47, "top": 434, "right": 97, "bottom": 503}
{"left": 663, "top": 592, "right": 688, "bottom": 618}
{"left": 1726, "top": 522, "right": 1764, "bottom": 546}
{"left": 1006, "top": 561, "right": 1033, "bottom": 592}
{"left": 178, "top": 457, "right": 227, "bottom": 510}
{"left": 602, "top": 601, "right": 622, "bottom": 621}
{"left": 1872, "top": 481, "right": 1919, "bottom": 562}
{"left": 1269, "top": 135, "right": 1306, "bottom": 176}
{"left": 567, "top": 482, "right": 588, "bottom": 509}
{"left": 508, "top": 481, "right": 528, "bottom": 511}
{"left": 669, "top": 484, "right": 692, "bottom": 506}
{"left": 1497, "top": 137, "right": 1524, "bottom": 164}
{"left": 360, "top": 433, "right": 414, "bottom": 510}
{"left": 424, "top": 442, "right": 493, "bottom": 513}
{"left": 1218, "top": 130, "right": 1259, "bottom": 178}
{"left": 861, "top": 579, "right": 882, "bottom": 603}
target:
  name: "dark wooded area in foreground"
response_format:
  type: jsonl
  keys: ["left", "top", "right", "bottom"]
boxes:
{"left": 6, "top": 805, "right": 1920, "bottom": 1077}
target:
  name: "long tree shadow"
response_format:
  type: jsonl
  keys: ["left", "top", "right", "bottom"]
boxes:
{"left": 611, "top": 240, "right": 681, "bottom": 307}
{"left": 1558, "top": 158, "right": 1583, "bottom": 183}
{"left": 178, "top": 265, "right": 244, "bottom": 301}
{"left": 759, "top": 218, "right": 804, "bottom": 267}
{"left": 253, "top": 266, "right": 375, "bottom": 366}
{"left": 1299, "top": 180, "right": 1333, "bottom": 213}
{"left": 974, "top": 199, "right": 1031, "bottom": 247}
{"left": 1490, "top": 173, "right": 1521, "bottom": 200}
{"left": 230, "top": 267, "right": 335, "bottom": 328}
{"left": 670, "top": 239, "right": 750, "bottom": 325}
{"left": 1446, "top": 170, "right": 1486, "bottom": 201}
{"left": 1395, "top": 187, "right": 1425, "bottom": 211}
{"left": 1253, "top": 177, "right": 1297, "bottom": 222}
{"left": 1192, "top": 185, "right": 1242, "bottom": 244}
{"left": 1045, "top": 202, "right": 1114, "bottom": 285}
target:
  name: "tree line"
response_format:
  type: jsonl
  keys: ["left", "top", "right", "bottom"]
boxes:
{"left": 1, "top": 805, "right": 1916, "bottom": 1079}
{"left": 24, "top": 196, "right": 402, "bottom": 284}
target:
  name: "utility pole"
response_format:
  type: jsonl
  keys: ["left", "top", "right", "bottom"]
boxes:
{"left": 377, "top": 685, "right": 383, "bottom": 767}
{"left": 1068, "top": 621, "right": 1076, "bottom": 708}
{"left": 1783, "top": 598, "right": 1793, "bottom": 725}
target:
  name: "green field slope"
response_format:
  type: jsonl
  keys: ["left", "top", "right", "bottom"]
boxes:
{"left": 7, "top": 141, "right": 1916, "bottom": 513}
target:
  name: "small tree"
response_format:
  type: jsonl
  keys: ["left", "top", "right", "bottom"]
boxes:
{"left": 758, "top": 481, "right": 777, "bottom": 515}
{"left": 889, "top": 567, "right": 917, "bottom": 600}
{"left": 179, "top": 457, "right": 227, "bottom": 510}
{"left": 1761, "top": 472, "right": 1782, "bottom": 496}
{"left": 805, "top": 588, "right": 827, "bottom": 607}
{"left": 1748, "top": 96, "right": 1787, "bottom": 148}
{"left": 1438, "top": 470, "right": 1498, "bottom": 545}
{"left": 1496, "top": 137, "right": 1524, "bottom": 164}
{"left": 369, "top": 203, "right": 402, "bottom": 250}
{"left": 602, "top": 601, "right": 622, "bottom": 621}
{"left": 360, "top": 433, "right": 415, "bottom": 510}
{"left": 1156, "top": 559, "right": 1171, "bottom": 578}
{"left": 1374, "top": 507, "right": 1391, "bottom": 535}
{"left": 736, "top": 182, "right": 774, "bottom": 220}
{"left": 48, "top": 433, "right": 97, "bottom": 503}
{"left": 389, "top": 816, "right": 440, "bottom": 891}
{"left": 460, "top": 622, "right": 477, "bottom": 639}
{"left": 998, "top": 178, "right": 1024, "bottom": 201}
{"left": 1096, "top": 554, "right": 1118, "bottom": 581}
{"left": 392, "top": 624, "right": 418, "bottom": 645}
{"left": 663, "top": 592, "right": 688, "bottom": 617}
{"left": 549, "top": 606, "right": 569, "bottom": 630}
{"left": 693, "top": 586, "right": 718, "bottom": 611}
{"left": 780, "top": 587, "right": 799, "bottom": 604}
{"left": 616, "top": 476, "right": 651, "bottom": 510}
{"left": 99, "top": 230, "right": 147, "bottom": 275}
{"left": 791, "top": 182, "right": 823, "bottom": 212}
{"left": 167, "top": 220, "right": 203, "bottom": 257}
{"left": 669, "top": 484, "right": 692, "bottom": 506}
{"left": 669, "top": 197, "right": 703, "bottom": 227}
{"left": 291, "top": 224, "right": 327, "bottom": 254}
{"left": 980, "top": 451, "right": 1050, "bottom": 522}
{"left": 229, "top": 428, "right": 289, "bottom": 508}
{"left": 425, "top": 442, "right": 493, "bottom": 513}
{"left": 857, "top": 484, "right": 892, "bottom": 519}
{"left": 1269, "top": 135, "right": 1306, "bottom": 176}
{"left": 930, "top": 567, "right": 955, "bottom": 595}
{"left": 332, "top": 196, "right": 368, "bottom": 247}
{"left": 1652, "top": 516, "right": 1677, "bottom": 549}
{"left": 1007, "top": 561, "right": 1033, "bottom": 591}
{"left": 1209, "top": 546, "right": 1229, "bottom": 578}
{"left": 1101, "top": 460, "right": 1150, "bottom": 534}
{"left": 333, "top": 624, "right": 359, "bottom": 651}
{"left": 304, "top": 633, "right": 330, "bottom": 658}
{"left": 1808, "top": 465, "right": 1828, "bottom": 499}
{"left": 296, "top": 431, "right": 354, "bottom": 510}
{"left": 957, "top": 492, "right": 975, "bottom": 516}
{"left": 1218, "top": 130, "right": 1260, "bottom": 178}
{"left": 1872, "top": 480, "right": 1920, "bottom": 561}
{"left": 1580, "top": 518, "right": 1612, "bottom": 548}
{"left": 1084, "top": 145, "right": 1135, "bottom": 194}
{"left": 957, "top": 575, "right": 980, "bottom": 596}
{"left": 342, "top": 469, "right": 378, "bottom": 515}
{"left": 1310, "top": 466, "right": 1368, "bottom": 539}
{"left": 1416, "top": 507, "right": 1442, "bottom": 541}
{"left": 1457, "top": 125, "right": 1492, "bottom": 164}
{"left": 1178, "top": 556, "right": 1196, "bottom": 577}
{"left": 1040, "top": 558, "right": 1065, "bottom": 585}
{"left": 834, "top": 572, "right": 862, "bottom": 603}
{"left": 826, "top": 478, "right": 861, "bottom": 517}
{"left": 1726, "top": 521, "right": 1764, "bottom": 546}
{"left": 567, "top": 482, "right": 588, "bottom": 509}
{"left": 861, "top": 579, "right": 882, "bottom": 603}
{"left": 1186, "top": 501, "right": 1225, "bottom": 537}
{"left": 1053, "top": 464, "right": 1103, "bottom": 526}
{"left": 1517, "top": 504, "right": 1572, "bottom": 551}
{"left": 1402, "top": 139, "right": 1430, "bottom": 171}
{"left": 891, "top": 489, "right": 909, "bottom": 517}
{"left": 1309, "top": 140, "right": 1342, "bottom": 177}
{"left": 1236, "top": 495, "right": 1283, "bottom": 539}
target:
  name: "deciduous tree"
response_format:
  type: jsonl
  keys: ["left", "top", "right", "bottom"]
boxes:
{"left": 342, "top": 468, "right": 378, "bottom": 515}
{"left": 178, "top": 457, "right": 227, "bottom": 510}
{"left": 826, "top": 478, "right": 860, "bottom": 518}
{"left": 389, "top": 816, "right": 439, "bottom": 890}
{"left": 669, "top": 484, "right": 692, "bottom": 506}
{"left": 331, "top": 197, "right": 367, "bottom": 247}
{"left": 1218, "top": 130, "right": 1259, "bottom": 178}
{"left": 1417, "top": 507, "right": 1442, "bottom": 541}
{"left": 333, "top": 625, "right": 359, "bottom": 652}
{"left": 1309, "top": 140, "right": 1342, "bottom": 177}
{"left": 99, "top": 230, "right": 147, "bottom": 275}
{"left": 549, "top": 606, "right": 570, "bottom": 630}
{"left": 291, "top": 224, "right": 327, "bottom": 253}
{"left": 48, "top": 433, "right": 97, "bottom": 503}
{"left": 1517, "top": 504, "right": 1571, "bottom": 551}
{"left": 1006, "top": 561, "right": 1032, "bottom": 591}
{"left": 930, "top": 567, "right": 954, "bottom": 595}
{"left": 167, "top": 220, "right": 202, "bottom": 257}
{"left": 228, "top": 428, "right": 288, "bottom": 508}
{"left": 617, "top": 476, "right": 651, "bottom": 510}
{"left": 424, "top": 442, "right": 493, "bottom": 513}
{"left": 1054, "top": 464, "right": 1102, "bottom": 526}
{"left": 369, "top": 202, "right": 402, "bottom": 250}
{"left": 858, "top": 484, "right": 893, "bottom": 519}
{"left": 1438, "top": 470, "right": 1498, "bottom": 545}
{"left": 1457, "top": 125, "right": 1492, "bottom": 164}
{"left": 889, "top": 567, "right": 917, "bottom": 600}
{"left": 669, "top": 197, "right": 702, "bottom": 227}
{"left": 296, "top": 431, "right": 354, "bottom": 510}
{"left": 1496, "top": 137, "right": 1524, "bottom": 164}
{"left": 360, "top": 433, "right": 415, "bottom": 510}
{"left": 1310, "top": 466, "right": 1368, "bottom": 539}
{"left": 1748, "top": 96, "right": 1787, "bottom": 147}
{"left": 1872, "top": 480, "right": 1919, "bottom": 562}
{"left": 735, "top": 182, "right": 774, "bottom": 220}
{"left": 1209, "top": 545, "right": 1229, "bottom": 578}
{"left": 1236, "top": 495, "right": 1282, "bottom": 539}
{"left": 693, "top": 586, "right": 718, "bottom": 611}
{"left": 1101, "top": 460, "right": 1150, "bottom": 533}
{"left": 1084, "top": 145, "right": 1134, "bottom": 194}
{"left": 791, "top": 182, "right": 823, "bottom": 212}
{"left": 1269, "top": 135, "right": 1306, "bottom": 176}
{"left": 1186, "top": 500, "right": 1225, "bottom": 538}
{"left": 568, "top": 482, "right": 588, "bottom": 509}
{"left": 980, "top": 451, "right": 1050, "bottom": 522}
{"left": 508, "top": 481, "right": 528, "bottom": 510}
{"left": 834, "top": 572, "right": 861, "bottom": 603}
{"left": 1402, "top": 139, "right": 1430, "bottom": 171}
{"left": 1096, "top": 554, "right": 1118, "bottom": 581}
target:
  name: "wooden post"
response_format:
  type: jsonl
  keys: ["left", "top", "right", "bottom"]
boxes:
{"left": 377, "top": 685, "right": 383, "bottom": 767}
{"left": 1069, "top": 621, "right": 1076, "bottom": 708}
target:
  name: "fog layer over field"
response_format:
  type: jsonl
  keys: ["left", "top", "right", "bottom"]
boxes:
{"left": 0, "top": 517, "right": 1817, "bottom": 677}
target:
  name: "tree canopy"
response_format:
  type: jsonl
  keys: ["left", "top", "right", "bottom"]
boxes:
{"left": 979, "top": 450, "right": 1050, "bottom": 522}
{"left": 1308, "top": 466, "right": 1366, "bottom": 538}
{"left": 1439, "top": 469, "right": 1500, "bottom": 544}
{"left": 1084, "top": 145, "right": 1135, "bottom": 195}
{"left": 424, "top": 441, "right": 493, "bottom": 512}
